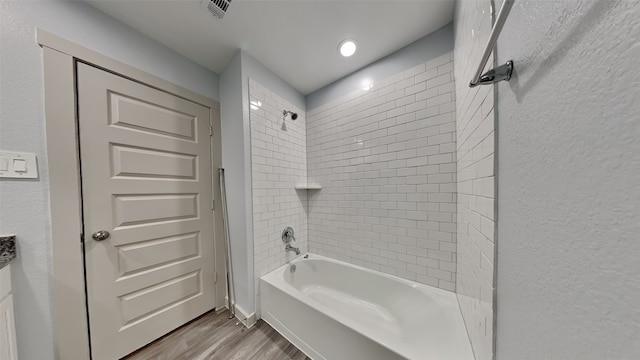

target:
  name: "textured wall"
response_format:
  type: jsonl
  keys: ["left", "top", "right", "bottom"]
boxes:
{"left": 496, "top": 0, "right": 640, "bottom": 359}
{"left": 306, "top": 54, "right": 458, "bottom": 291}
{"left": 249, "top": 79, "right": 307, "bottom": 316}
{"left": 452, "top": 0, "right": 496, "bottom": 358}
{"left": 0, "top": 1, "right": 219, "bottom": 359}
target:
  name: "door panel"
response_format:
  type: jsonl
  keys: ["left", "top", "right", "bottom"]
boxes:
{"left": 109, "top": 92, "right": 197, "bottom": 140}
{"left": 112, "top": 193, "right": 199, "bottom": 227}
{"left": 78, "top": 63, "right": 216, "bottom": 360}
{"left": 117, "top": 232, "right": 200, "bottom": 276}
{"left": 110, "top": 144, "right": 198, "bottom": 180}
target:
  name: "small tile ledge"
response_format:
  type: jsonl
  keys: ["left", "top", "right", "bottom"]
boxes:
{"left": 294, "top": 184, "right": 322, "bottom": 190}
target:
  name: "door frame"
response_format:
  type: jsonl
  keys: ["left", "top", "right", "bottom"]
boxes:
{"left": 38, "top": 30, "right": 226, "bottom": 360}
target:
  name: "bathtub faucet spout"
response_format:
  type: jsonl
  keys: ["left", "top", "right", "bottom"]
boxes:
{"left": 285, "top": 244, "right": 301, "bottom": 255}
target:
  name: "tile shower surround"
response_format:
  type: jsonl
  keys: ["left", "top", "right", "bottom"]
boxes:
{"left": 246, "top": 49, "right": 494, "bottom": 359}
{"left": 249, "top": 79, "right": 308, "bottom": 310}
{"left": 306, "top": 53, "right": 458, "bottom": 291}
{"left": 454, "top": 0, "right": 498, "bottom": 358}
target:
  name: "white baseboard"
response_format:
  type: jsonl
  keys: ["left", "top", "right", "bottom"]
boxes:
{"left": 234, "top": 303, "right": 257, "bottom": 328}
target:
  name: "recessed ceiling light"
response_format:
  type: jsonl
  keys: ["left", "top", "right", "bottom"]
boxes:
{"left": 339, "top": 39, "right": 358, "bottom": 57}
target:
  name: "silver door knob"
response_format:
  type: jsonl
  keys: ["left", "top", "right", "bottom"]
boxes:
{"left": 92, "top": 230, "right": 110, "bottom": 241}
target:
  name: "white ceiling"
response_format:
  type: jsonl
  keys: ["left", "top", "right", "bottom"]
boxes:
{"left": 87, "top": 0, "right": 455, "bottom": 95}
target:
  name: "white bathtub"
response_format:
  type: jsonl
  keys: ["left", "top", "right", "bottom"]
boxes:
{"left": 260, "top": 254, "right": 474, "bottom": 360}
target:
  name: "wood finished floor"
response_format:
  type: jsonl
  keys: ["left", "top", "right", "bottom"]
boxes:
{"left": 123, "top": 310, "right": 310, "bottom": 360}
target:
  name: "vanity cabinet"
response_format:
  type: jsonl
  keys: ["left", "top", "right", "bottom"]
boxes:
{"left": 0, "top": 265, "right": 18, "bottom": 360}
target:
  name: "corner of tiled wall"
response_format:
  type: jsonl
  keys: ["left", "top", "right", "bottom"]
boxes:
{"left": 306, "top": 53, "right": 458, "bottom": 292}
{"left": 248, "top": 79, "right": 308, "bottom": 316}
{"left": 453, "top": 0, "right": 497, "bottom": 359}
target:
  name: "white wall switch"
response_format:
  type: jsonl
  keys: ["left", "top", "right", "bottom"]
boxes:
{"left": 0, "top": 151, "right": 38, "bottom": 179}
{"left": 13, "top": 159, "right": 27, "bottom": 172}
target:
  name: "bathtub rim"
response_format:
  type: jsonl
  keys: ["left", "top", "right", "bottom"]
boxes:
{"left": 260, "top": 252, "right": 472, "bottom": 360}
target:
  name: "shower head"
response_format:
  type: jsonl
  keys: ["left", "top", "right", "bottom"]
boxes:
{"left": 283, "top": 110, "right": 298, "bottom": 121}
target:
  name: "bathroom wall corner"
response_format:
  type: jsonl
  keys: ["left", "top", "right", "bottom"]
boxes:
{"left": 223, "top": 51, "right": 306, "bottom": 318}
{"left": 220, "top": 51, "right": 255, "bottom": 315}
{"left": 453, "top": 0, "right": 497, "bottom": 359}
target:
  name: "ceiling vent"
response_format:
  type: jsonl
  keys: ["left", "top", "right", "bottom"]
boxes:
{"left": 201, "top": 0, "right": 232, "bottom": 19}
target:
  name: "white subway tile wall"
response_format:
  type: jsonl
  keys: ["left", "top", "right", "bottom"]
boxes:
{"left": 454, "top": 0, "right": 497, "bottom": 358}
{"left": 249, "top": 79, "right": 307, "bottom": 306}
{"left": 306, "top": 54, "right": 457, "bottom": 291}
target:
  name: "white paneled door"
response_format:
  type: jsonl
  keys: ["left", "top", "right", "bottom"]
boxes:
{"left": 78, "top": 63, "right": 216, "bottom": 360}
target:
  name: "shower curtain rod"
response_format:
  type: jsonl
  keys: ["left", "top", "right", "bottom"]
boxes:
{"left": 469, "top": 0, "right": 515, "bottom": 87}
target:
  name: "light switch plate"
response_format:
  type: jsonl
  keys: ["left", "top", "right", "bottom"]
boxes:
{"left": 0, "top": 151, "right": 38, "bottom": 179}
